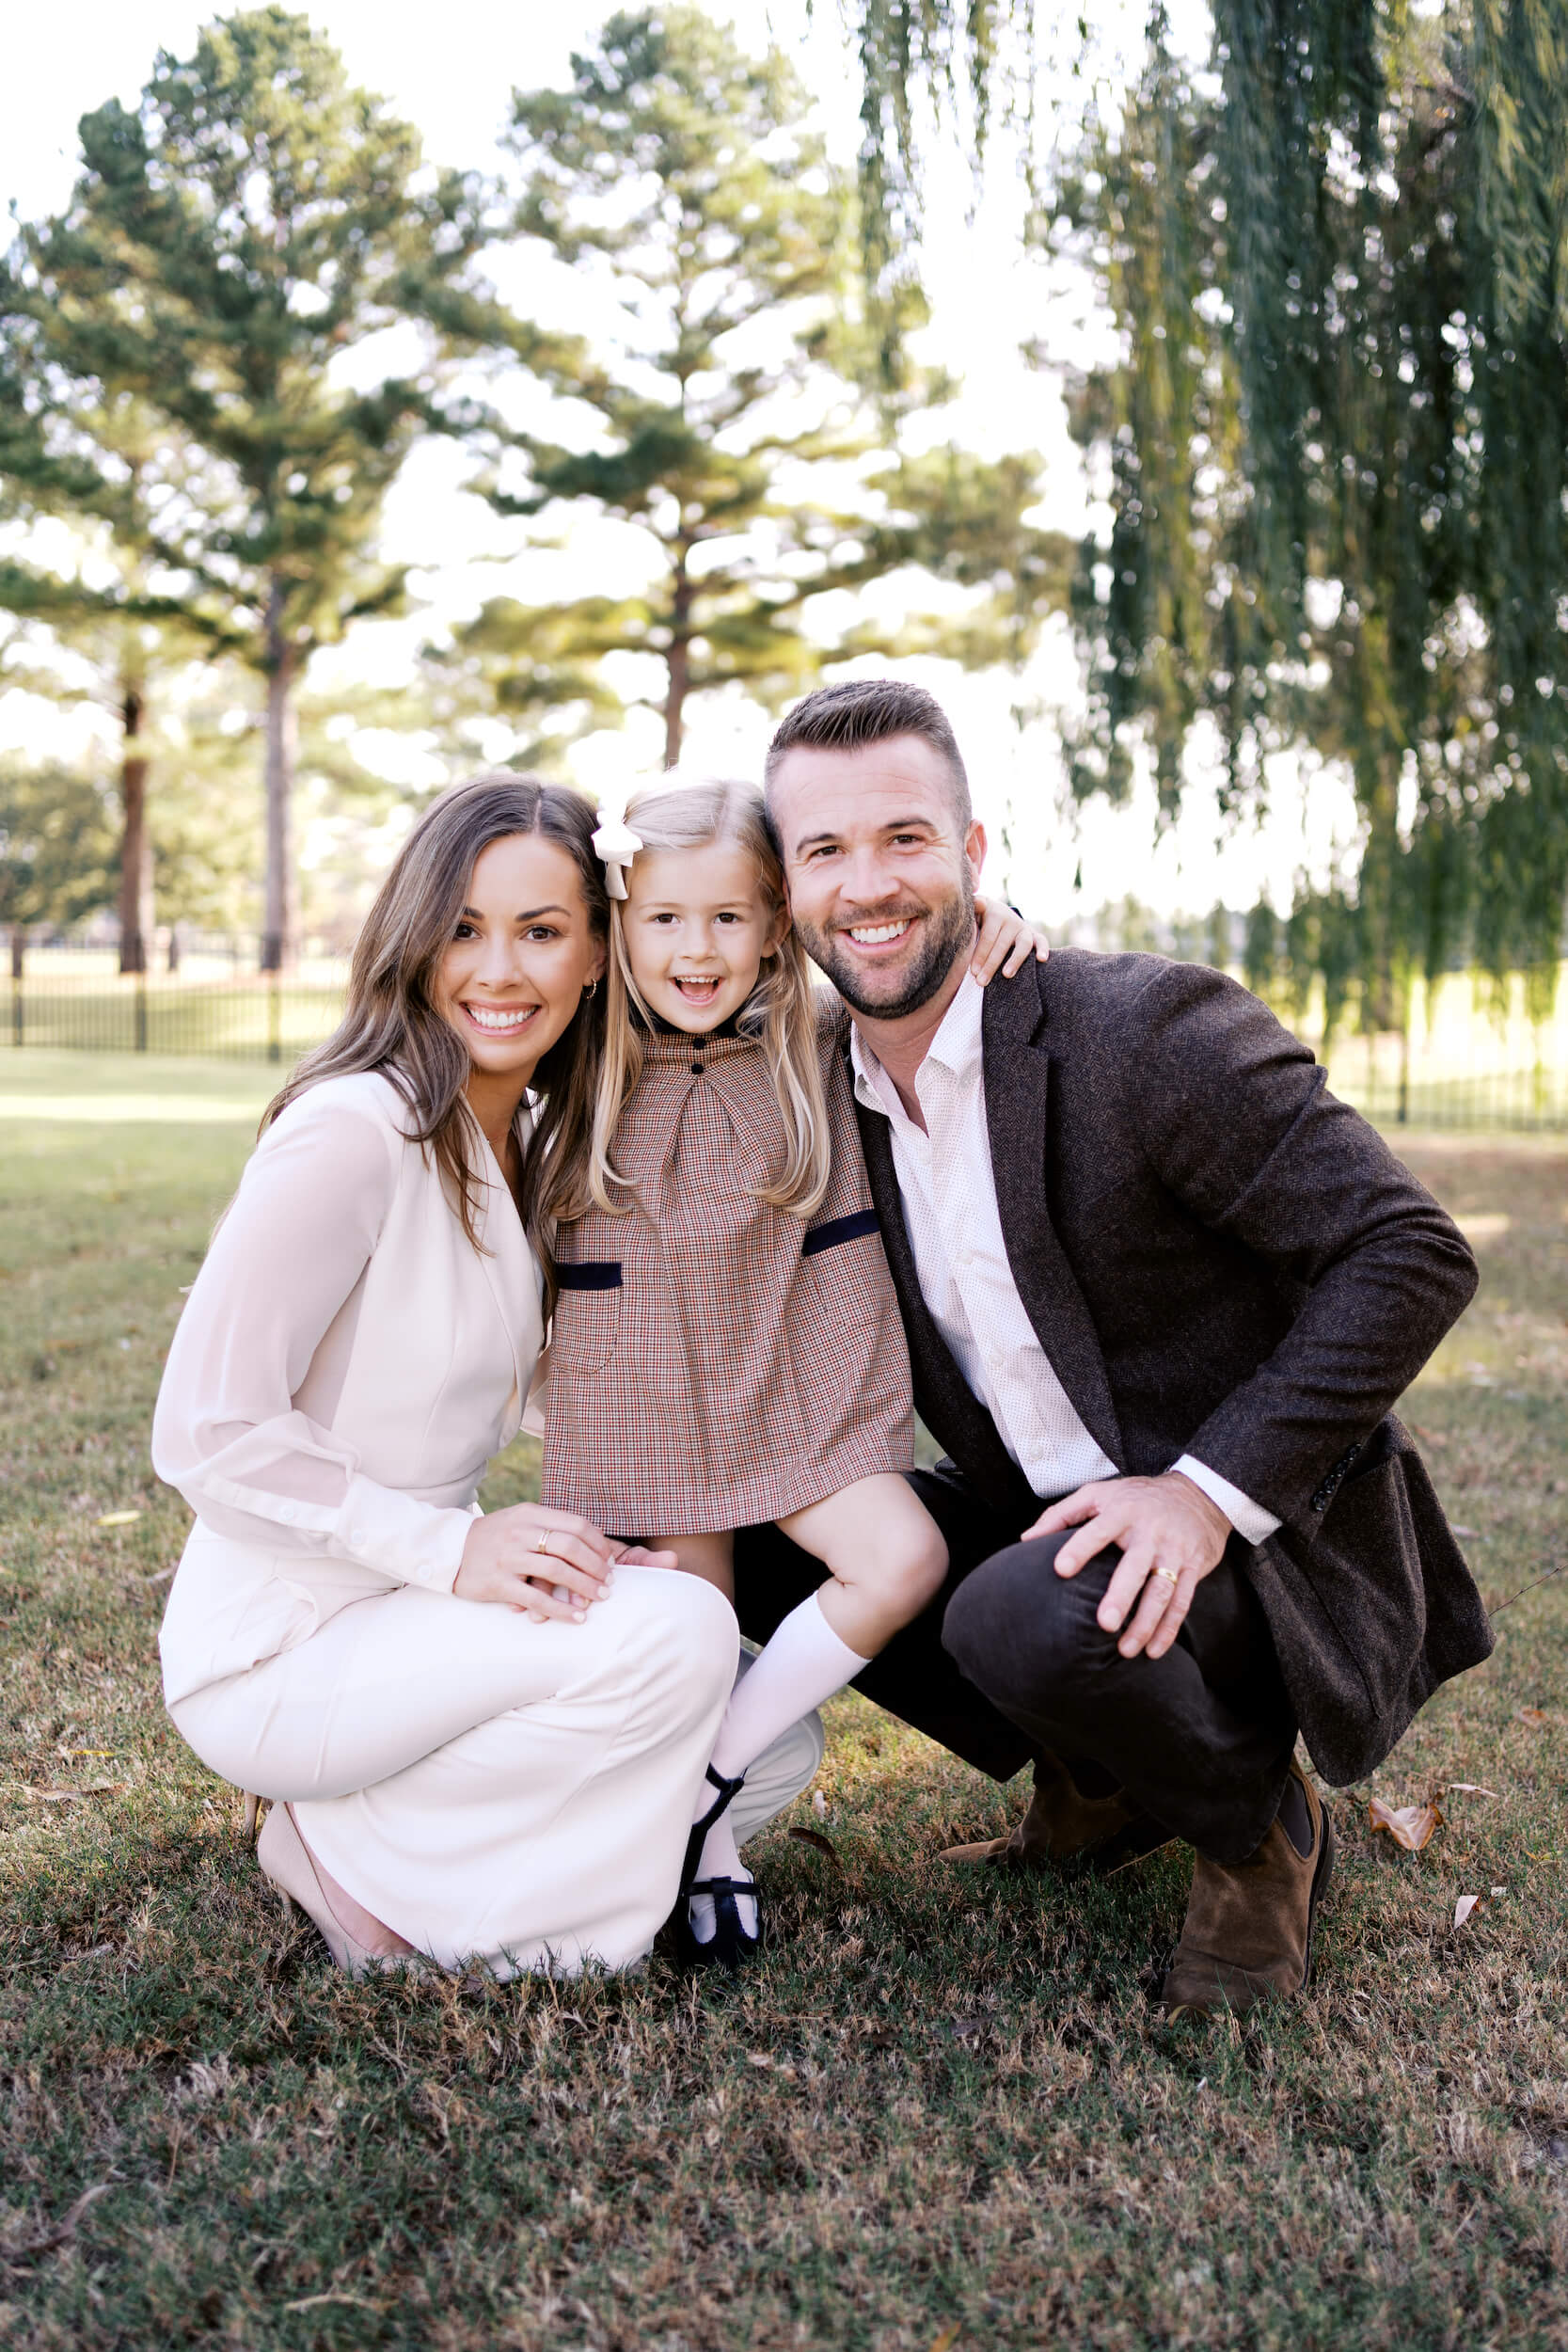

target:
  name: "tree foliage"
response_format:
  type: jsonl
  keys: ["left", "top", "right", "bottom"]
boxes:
{"left": 0, "top": 7, "right": 531, "bottom": 964}
{"left": 455, "top": 7, "right": 1069, "bottom": 764}
{"left": 850, "top": 0, "right": 1568, "bottom": 1021}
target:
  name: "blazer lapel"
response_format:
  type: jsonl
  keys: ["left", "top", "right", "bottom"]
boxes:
{"left": 852, "top": 1071, "right": 1041, "bottom": 1525}
{"left": 982, "top": 967, "right": 1125, "bottom": 1470}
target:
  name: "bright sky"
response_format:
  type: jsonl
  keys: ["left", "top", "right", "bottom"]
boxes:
{"left": 0, "top": 0, "right": 1360, "bottom": 926}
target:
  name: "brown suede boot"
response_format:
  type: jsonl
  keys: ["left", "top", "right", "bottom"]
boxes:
{"left": 941, "top": 1749, "right": 1174, "bottom": 1876}
{"left": 1160, "top": 1760, "right": 1335, "bottom": 2016}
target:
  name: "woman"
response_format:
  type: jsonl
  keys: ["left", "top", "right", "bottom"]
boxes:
{"left": 152, "top": 776, "right": 754, "bottom": 1978}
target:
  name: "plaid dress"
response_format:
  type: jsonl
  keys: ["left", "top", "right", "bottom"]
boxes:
{"left": 541, "top": 1010, "right": 913, "bottom": 1537}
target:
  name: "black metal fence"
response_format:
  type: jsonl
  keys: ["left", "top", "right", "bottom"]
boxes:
{"left": 7, "top": 930, "right": 1568, "bottom": 1128}
{"left": 6, "top": 934, "right": 350, "bottom": 1065}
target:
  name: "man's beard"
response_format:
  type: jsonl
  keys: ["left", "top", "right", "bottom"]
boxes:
{"left": 798, "top": 882, "right": 976, "bottom": 1022}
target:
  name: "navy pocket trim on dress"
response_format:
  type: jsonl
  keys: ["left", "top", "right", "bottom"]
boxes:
{"left": 555, "top": 1262, "right": 624, "bottom": 1290}
{"left": 802, "top": 1209, "right": 880, "bottom": 1256}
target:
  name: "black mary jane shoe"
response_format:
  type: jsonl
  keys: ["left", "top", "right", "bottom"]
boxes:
{"left": 675, "top": 1875, "right": 762, "bottom": 1972}
{"left": 681, "top": 1763, "right": 747, "bottom": 1895}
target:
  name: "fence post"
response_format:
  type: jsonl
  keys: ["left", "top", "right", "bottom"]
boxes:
{"left": 9, "top": 928, "right": 22, "bottom": 1048}
{"left": 267, "top": 973, "right": 282, "bottom": 1064}
{"left": 135, "top": 968, "right": 149, "bottom": 1054}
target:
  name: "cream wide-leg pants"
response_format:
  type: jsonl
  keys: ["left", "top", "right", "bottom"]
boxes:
{"left": 166, "top": 1542, "right": 819, "bottom": 1977}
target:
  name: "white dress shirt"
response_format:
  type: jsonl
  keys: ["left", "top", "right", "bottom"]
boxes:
{"left": 849, "top": 973, "right": 1279, "bottom": 1544}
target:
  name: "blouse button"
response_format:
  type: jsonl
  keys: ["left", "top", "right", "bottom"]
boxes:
{"left": 690, "top": 1058, "right": 705, "bottom": 1075}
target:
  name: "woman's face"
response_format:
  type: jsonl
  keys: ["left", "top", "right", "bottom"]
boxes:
{"left": 435, "top": 833, "right": 606, "bottom": 1088}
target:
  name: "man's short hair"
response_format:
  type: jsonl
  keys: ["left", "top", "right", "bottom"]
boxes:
{"left": 764, "top": 678, "right": 973, "bottom": 830}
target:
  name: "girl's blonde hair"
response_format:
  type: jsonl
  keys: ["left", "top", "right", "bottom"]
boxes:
{"left": 587, "top": 777, "right": 831, "bottom": 1219}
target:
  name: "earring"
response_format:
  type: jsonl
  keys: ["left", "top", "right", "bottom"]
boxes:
{"left": 582, "top": 977, "right": 598, "bottom": 999}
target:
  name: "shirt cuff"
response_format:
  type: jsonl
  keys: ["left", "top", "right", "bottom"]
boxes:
{"left": 1170, "top": 1455, "right": 1281, "bottom": 1547}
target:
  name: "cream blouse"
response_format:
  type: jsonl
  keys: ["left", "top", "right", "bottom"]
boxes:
{"left": 151, "top": 1072, "right": 544, "bottom": 1595}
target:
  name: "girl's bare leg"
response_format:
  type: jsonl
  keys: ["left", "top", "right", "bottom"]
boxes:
{"left": 777, "top": 1473, "right": 949, "bottom": 1655}
{"left": 661, "top": 1531, "right": 736, "bottom": 1602}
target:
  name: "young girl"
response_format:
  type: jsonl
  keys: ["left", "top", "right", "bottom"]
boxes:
{"left": 540, "top": 777, "right": 1030, "bottom": 1965}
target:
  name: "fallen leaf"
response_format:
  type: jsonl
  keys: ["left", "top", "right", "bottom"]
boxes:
{"left": 1368, "top": 1796, "right": 1443, "bottom": 1851}
{"left": 811, "top": 1788, "right": 828, "bottom": 1820}
{"left": 1453, "top": 1894, "right": 1481, "bottom": 1929}
{"left": 140, "top": 1567, "right": 175, "bottom": 1585}
{"left": 1490, "top": 1885, "right": 1506, "bottom": 1897}
{"left": 1447, "top": 1783, "right": 1501, "bottom": 1797}
{"left": 1, "top": 2183, "right": 109, "bottom": 2265}
{"left": 930, "top": 2328, "right": 963, "bottom": 2352}
{"left": 1515, "top": 1708, "right": 1548, "bottom": 1726}
{"left": 788, "top": 1825, "right": 841, "bottom": 1865}
{"left": 282, "top": 2296, "right": 385, "bottom": 2315}
{"left": 94, "top": 1510, "right": 141, "bottom": 1529}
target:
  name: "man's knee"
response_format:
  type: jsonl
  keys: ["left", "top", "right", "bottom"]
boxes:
{"left": 942, "top": 1534, "right": 1121, "bottom": 1713}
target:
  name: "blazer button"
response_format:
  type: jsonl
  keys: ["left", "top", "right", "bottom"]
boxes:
{"left": 690, "top": 1058, "right": 705, "bottom": 1075}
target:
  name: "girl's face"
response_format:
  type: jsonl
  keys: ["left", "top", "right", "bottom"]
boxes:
{"left": 435, "top": 833, "right": 606, "bottom": 1089}
{"left": 622, "top": 840, "right": 785, "bottom": 1034}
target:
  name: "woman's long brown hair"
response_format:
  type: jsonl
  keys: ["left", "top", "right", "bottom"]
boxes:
{"left": 263, "top": 774, "right": 609, "bottom": 1286}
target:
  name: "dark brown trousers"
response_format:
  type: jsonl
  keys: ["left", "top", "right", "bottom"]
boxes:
{"left": 732, "top": 1461, "right": 1297, "bottom": 1865}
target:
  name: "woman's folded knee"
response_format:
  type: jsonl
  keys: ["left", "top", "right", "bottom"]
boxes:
{"left": 616, "top": 1565, "right": 738, "bottom": 1713}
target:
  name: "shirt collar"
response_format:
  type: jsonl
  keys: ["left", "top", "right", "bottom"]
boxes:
{"left": 849, "top": 968, "right": 985, "bottom": 1121}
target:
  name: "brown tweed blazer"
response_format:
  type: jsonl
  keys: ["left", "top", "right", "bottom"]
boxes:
{"left": 843, "top": 951, "right": 1491, "bottom": 1787}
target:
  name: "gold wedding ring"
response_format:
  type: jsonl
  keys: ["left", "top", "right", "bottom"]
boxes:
{"left": 534, "top": 1530, "right": 551, "bottom": 1556}
{"left": 1152, "top": 1564, "right": 1180, "bottom": 1586}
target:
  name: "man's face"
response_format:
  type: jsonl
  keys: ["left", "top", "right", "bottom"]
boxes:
{"left": 768, "top": 734, "right": 986, "bottom": 1021}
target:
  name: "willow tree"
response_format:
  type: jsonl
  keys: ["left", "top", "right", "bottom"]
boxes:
{"left": 2, "top": 8, "right": 540, "bottom": 966}
{"left": 847, "top": 0, "right": 1568, "bottom": 1014}
{"left": 458, "top": 7, "right": 1069, "bottom": 764}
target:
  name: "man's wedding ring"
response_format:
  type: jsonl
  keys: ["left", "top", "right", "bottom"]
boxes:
{"left": 534, "top": 1531, "right": 551, "bottom": 1555}
{"left": 1153, "top": 1563, "right": 1180, "bottom": 1586}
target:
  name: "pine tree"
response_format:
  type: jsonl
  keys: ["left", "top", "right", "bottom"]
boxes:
{"left": 1, "top": 8, "right": 532, "bottom": 967}
{"left": 0, "top": 357, "right": 230, "bottom": 971}
{"left": 456, "top": 7, "right": 1069, "bottom": 764}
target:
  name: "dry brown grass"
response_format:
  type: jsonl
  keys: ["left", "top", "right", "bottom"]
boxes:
{"left": 1, "top": 1057, "right": 1564, "bottom": 2349}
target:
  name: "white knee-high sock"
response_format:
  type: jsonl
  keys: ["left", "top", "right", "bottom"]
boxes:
{"left": 690, "top": 1599, "right": 869, "bottom": 1947}
{"left": 706, "top": 1592, "right": 870, "bottom": 1788}
{"left": 688, "top": 1595, "right": 868, "bottom": 1946}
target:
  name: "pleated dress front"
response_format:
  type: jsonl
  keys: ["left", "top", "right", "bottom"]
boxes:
{"left": 542, "top": 1010, "right": 914, "bottom": 1540}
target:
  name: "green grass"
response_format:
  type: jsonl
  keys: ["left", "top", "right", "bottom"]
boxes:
{"left": 2, "top": 1054, "right": 1565, "bottom": 2349}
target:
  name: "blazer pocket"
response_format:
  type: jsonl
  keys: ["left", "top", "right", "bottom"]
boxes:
{"left": 550, "top": 1261, "right": 624, "bottom": 1375}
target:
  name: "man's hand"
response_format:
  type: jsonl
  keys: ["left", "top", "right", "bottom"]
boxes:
{"left": 1023, "top": 1472, "right": 1232, "bottom": 1661}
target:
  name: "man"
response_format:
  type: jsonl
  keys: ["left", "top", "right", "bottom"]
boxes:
{"left": 735, "top": 677, "right": 1489, "bottom": 2014}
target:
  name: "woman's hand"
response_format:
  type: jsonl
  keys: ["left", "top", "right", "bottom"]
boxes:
{"left": 972, "top": 895, "right": 1050, "bottom": 984}
{"left": 455, "top": 1503, "right": 646, "bottom": 1622}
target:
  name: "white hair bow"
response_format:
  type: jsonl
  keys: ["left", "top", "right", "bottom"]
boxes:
{"left": 591, "top": 809, "right": 643, "bottom": 900}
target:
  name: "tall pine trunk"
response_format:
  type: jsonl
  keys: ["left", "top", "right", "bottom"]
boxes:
{"left": 117, "top": 675, "right": 154, "bottom": 977}
{"left": 662, "top": 555, "right": 693, "bottom": 767}
{"left": 261, "top": 576, "right": 297, "bottom": 974}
